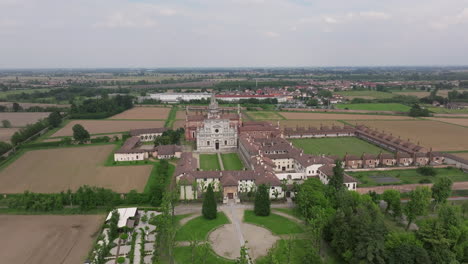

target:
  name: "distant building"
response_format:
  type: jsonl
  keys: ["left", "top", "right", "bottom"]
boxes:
{"left": 146, "top": 93, "right": 211, "bottom": 103}
{"left": 130, "top": 128, "right": 168, "bottom": 142}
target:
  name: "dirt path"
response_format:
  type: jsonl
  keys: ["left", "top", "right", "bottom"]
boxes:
{"left": 271, "top": 210, "right": 302, "bottom": 224}
{"left": 179, "top": 213, "right": 201, "bottom": 226}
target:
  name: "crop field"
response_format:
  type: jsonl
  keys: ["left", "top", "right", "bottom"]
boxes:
{"left": 428, "top": 107, "right": 468, "bottom": 114}
{"left": 0, "top": 128, "right": 19, "bottom": 142}
{"left": 173, "top": 120, "right": 186, "bottom": 129}
{"left": 335, "top": 103, "right": 411, "bottom": 112}
{"left": 271, "top": 120, "right": 343, "bottom": 129}
{"left": 176, "top": 111, "right": 187, "bottom": 120}
{"left": 51, "top": 120, "right": 165, "bottom": 137}
{"left": 0, "top": 88, "right": 51, "bottom": 99}
{"left": 427, "top": 117, "right": 468, "bottom": 127}
{"left": 0, "top": 112, "right": 50, "bottom": 127}
{"left": 0, "top": 215, "right": 103, "bottom": 264}
{"left": 336, "top": 91, "right": 395, "bottom": 99}
{"left": 199, "top": 154, "right": 221, "bottom": 171}
{"left": 109, "top": 107, "right": 170, "bottom": 120}
{"left": 279, "top": 112, "right": 412, "bottom": 120}
{"left": 455, "top": 153, "right": 468, "bottom": 160}
{"left": 221, "top": 153, "right": 244, "bottom": 170}
{"left": 0, "top": 145, "right": 152, "bottom": 193}
{"left": 355, "top": 120, "right": 468, "bottom": 151}
{"left": 246, "top": 111, "right": 284, "bottom": 120}
{"left": 393, "top": 91, "right": 431, "bottom": 98}
{"left": 290, "top": 137, "right": 389, "bottom": 157}
{"left": 0, "top": 102, "right": 70, "bottom": 109}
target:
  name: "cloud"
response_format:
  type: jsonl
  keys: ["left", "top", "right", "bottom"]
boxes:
{"left": 264, "top": 31, "right": 280, "bottom": 37}
{"left": 431, "top": 8, "right": 468, "bottom": 29}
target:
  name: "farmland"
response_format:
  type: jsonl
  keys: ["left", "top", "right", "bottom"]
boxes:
{"left": 335, "top": 103, "right": 411, "bottom": 112}
{"left": 246, "top": 111, "right": 284, "bottom": 120}
{"left": 279, "top": 112, "right": 412, "bottom": 120}
{"left": 175, "top": 110, "right": 187, "bottom": 120}
{"left": 455, "top": 153, "right": 468, "bottom": 160}
{"left": 0, "top": 145, "right": 152, "bottom": 193}
{"left": 51, "top": 120, "right": 165, "bottom": 137}
{"left": 221, "top": 153, "right": 244, "bottom": 170}
{"left": 393, "top": 91, "right": 431, "bottom": 98}
{"left": 0, "top": 215, "right": 103, "bottom": 264}
{"left": 109, "top": 106, "right": 171, "bottom": 120}
{"left": 355, "top": 120, "right": 468, "bottom": 151}
{"left": 427, "top": 117, "right": 468, "bottom": 127}
{"left": 0, "top": 128, "right": 19, "bottom": 142}
{"left": 0, "top": 112, "right": 50, "bottom": 127}
{"left": 0, "top": 102, "right": 70, "bottom": 109}
{"left": 273, "top": 120, "right": 342, "bottom": 129}
{"left": 290, "top": 137, "right": 389, "bottom": 157}
{"left": 199, "top": 154, "right": 221, "bottom": 171}
{"left": 336, "top": 91, "right": 395, "bottom": 99}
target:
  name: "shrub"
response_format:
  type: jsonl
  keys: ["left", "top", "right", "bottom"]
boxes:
{"left": 254, "top": 184, "right": 271, "bottom": 216}
{"left": 416, "top": 166, "right": 437, "bottom": 176}
{"left": 120, "top": 233, "right": 128, "bottom": 240}
{"left": 202, "top": 184, "right": 217, "bottom": 219}
{"left": 117, "top": 256, "right": 125, "bottom": 263}
{"left": 419, "top": 179, "right": 432, "bottom": 184}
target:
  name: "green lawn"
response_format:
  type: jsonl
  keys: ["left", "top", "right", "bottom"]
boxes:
{"left": 175, "top": 212, "right": 229, "bottom": 241}
{"left": 349, "top": 167, "right": 468, "bottom": 187}
{"left": 243, "top": 210, "right": 303, "bottom": 235}
{"left": 335, "top": 103, "right": 411, "bottom": 112}
{"left": 174, "top": 246, "right": 235, "bottom": 264}
{"left": 290, "top": 137, "right": 390, "bottom": 157}
{"left": 0, "top": 88, "right": 51, "bottom": 99}
{"left": 221, "top": 153, "right": 244, "bottom": 171}
{"left": 336, "top": 91, "right": 395, "bottom": 99}
{"left": 256, "top": 239, "right": 309, "bottom": 264}
{"left": 199, "top": 154, "right": 221, "bottom": 171}
{"left": 272, "top": 208, "right": 303, "bottom": 220}
{"left": 426, "top": 106, "right": 468, "bottom": 114}
{"left": 246, "top": 111, "right": 284, "bottom": 120}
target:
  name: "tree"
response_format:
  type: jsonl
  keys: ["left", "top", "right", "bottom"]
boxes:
{"left": 72, "top": 124, "right": 90, "bottom": 143}
{"left": 202, "top": 184, "right": 217, "bottom": 220}
{"left": 409, "top": 104, "right": 430, "bottom": 117}
{"left": 254, "top": 184, "right": 270, "bottom": 216}
{"left": 1, "top": 119, "right": 11, "bottom": 128}
{"left": 318, "top": 90, "right": 332, "bottom": 98}
{"left": 306, "top": 98, "right": 319, "bottom": 107}
{"left": 236, "top": 242, "right": 250, "bottom": 264}
{"left": 385, "top": 232, "right": 430, "bottom": 264}
{"left": 382, "top": 190, "right": 402, "bottom": 217}
{"left": 328, "top": 161, "right": 344, "bottom": 193}
{"left": 48, "top": 111, "right": 62, "bottom": 128}
{"left": 296, "top": 178, "right": 332, "bottom": 220}
{"left": 431, "top": 176, "right": 453, "bottom": 210}
{"left": 12, "top": 102, "right": 22, "bottom": 112}
{"left": 404, "top": 186, "right": 432, "bottom": 230}
{"left": 108, "top": 209, "right": 120, "bottom": 241}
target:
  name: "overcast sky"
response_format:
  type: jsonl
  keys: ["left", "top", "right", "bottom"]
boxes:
{"left": 1, "top": 0, "right": 467, "bottom": 68}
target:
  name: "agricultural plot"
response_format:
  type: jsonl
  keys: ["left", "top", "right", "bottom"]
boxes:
{"left": 427, "top": 117, "right": 468, "bottom": 127}
{"left": 455, "top": 153, "right": 468, "bottom": 160}
{"left": 0, "top": 102, "right": 70, "bottom": 109}
{"left": 290, "top": 137, "right": 389, "bottom": 157}
{"left": 393, "top": 91, "right": 431, "bottom": 98}
{"left": 173, "top": 120, "right": 186, "bottom": 129}
{"left": 355, "top": 120, "right": 468, "bottom": 151}
{"left": 0, "top": 145, "right": 152, "bottom": 193}
{"left": 109, "top": 107, "right": 170, "bottom": 120}
{"left": 279, "top": 112, "right": 412, "bottom": 120}
{"left": 0, "top": 215, "right": 103, "bottom": 264}
{"left": 221, "top": 153, "right": 244, "bottom": 170}
{"left": 199, "top": 154, "right": 221, "bottom": 171}
{"left": 247, "top": 111, "right": 284, "bottom": 120}
{"left": 336, "top": 91, "right": 395, "bottom": 99}
{"left": 0, "top": 112, "right": 50, "bottom": 127}
{"left": 0, "top": 128, "right": 19, "bottom": 142}
{"left": 335, "top": 103, "right": 411, "bottom": 112}
{"left": 175, "top": 110, "right": 186, "bottom": 120}
{"left": 273, "top": 120, "right": 341, "bottom": 129}
{"left": 51, "top": 120, "right": 165, "bottom": 137}
{"left": 0, "top": 88, "right": 51, "bottom": 99}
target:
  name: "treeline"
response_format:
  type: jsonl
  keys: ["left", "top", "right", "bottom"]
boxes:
{"left": 70, "top": 95, "right": 133, "bottom": 119}
{"left": 214, "top": 80, "right": 299, "bottom": 90}
{"left": 154, "top": 128, "right": 185, "bottom": 146}
{"left": 10, "top": 119, "right": 48, "bottom": 145}
{"left": 294, "top": 161, "right": 468, "bottom": 263}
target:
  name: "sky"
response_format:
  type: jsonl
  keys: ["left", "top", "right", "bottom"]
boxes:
{"left": 0, "top": 0, "right": 468, "bottom": 68}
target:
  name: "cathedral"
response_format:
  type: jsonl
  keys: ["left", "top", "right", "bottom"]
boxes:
{"left": 194, "top": 94, "right": 239, "bottom": 152}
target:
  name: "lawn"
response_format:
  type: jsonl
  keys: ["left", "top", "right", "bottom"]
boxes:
{"left": 290, "top": 137, "right": 390, "bottom": 157}
{"left": 199, "top": 154, "right": 221, "bottom": 171}
{"left": 175, "top": 212, "right": 229, "bottom": 241}
{"left": 272, "top": 208, "right": 303, "bottom": 220}
{"left": 174, "top": 246, "right": 235, "bottom": 264}
{"left": 349, "top": 167, "right": 468, "bottom": 187}
{"left": 336, "top": 91, "right": 395, "bottom": 99}
{"left": 256, "top": 239, "right": 309, "bottom": 264}
{"left": 246, "top": 111, "right": 284, "bottom": 120}
{"left": 221, "top": 153, "right": 244, "bottom": 171}
{"left": 426, "top": 106, "right": 468, "bottom": 114}
{"left": 243, "top": 210, "right": 303, "bottom": 235}
{"left": 335, "top": 103, "right": 411, "bottom": 112}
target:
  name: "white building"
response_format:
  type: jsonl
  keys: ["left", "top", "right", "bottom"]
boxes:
{"left": 130, "top": 128, "right": 167, "bottom": 142}
{"left": 146, "top": 93, "right": 211, "bottom": 103}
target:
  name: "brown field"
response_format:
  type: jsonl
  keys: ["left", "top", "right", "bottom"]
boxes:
{"left": 271, "top": 120, "right": 343, "bottom": 129}
{"left": 427, "top": 117, "right": 468, "bottom": 127}
{"left": 0, "top": 102, "right": 70, "bottom": 109}
{"left": 176, "top": 110, "right": 187, "bottom": 120}
{"left": 394, "top": 91, "right": 431, "bottom": 98}
{"left": 0, "top": 128, "right": 19, "bottom": 142}
{"left": 52, "top": 120, "right": 165, "bottom": 137}
{"left": 455, "top": 153, "right": 468, "bottom": 160}
{"left": 355, "top": 120, "right": 468, "bottom": 151}
{"left": 0, "top": 215, "right": 103, "bottom": 264}
{"left": 0, "top": 145, "right": 152, "bottom": 193}
{"left": 279, "top": 112, "right": 412, "bottom": 120}
{"left": 109, "top": 107, "right": 170, "bottom": 120}
{"left": 173, "top": 120, "right": 186, "bottom": 129}
{"left": 0, "top": 112, "right": 50, "bottom": 127}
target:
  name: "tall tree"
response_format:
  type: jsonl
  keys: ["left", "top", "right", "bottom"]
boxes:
{"left": 382, "top": 190, "right": 402, "bottom": 218}
{"left": 1, "top": 119, "right": 11, "bottom": 128}
{"left": 329, "top": 161, "right": 344, "bottom": 192}
{"left": 48, "top": 111, "right": 62, "bottom": 128}
{"left": 12, "top": 102, "right": 22, "bottom": 112}
{"left": 72, "top": 124, "right": 90, "bottom": 143}
{"left": 431, "top": 176, "right": 453, "bottom": 210}
{"left": 254, "top": 184, "right": 271, "bottom": 216}
{"left": 404, "top": 187, "right": 432, "bottom": 230}
{"left": 202, "top": 184, "right": 217, "bottom": 220}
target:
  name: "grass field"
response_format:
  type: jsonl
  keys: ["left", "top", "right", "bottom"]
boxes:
{"left": 174, "top": 246, "right": 235, "bottom": 264}
{"left": 243, "top": 210, "right": 303, "bottom": 235}
{"left": 200, "top": 154, "right": 221, "bottom": 171}
{"left": 0, "top": 214, "right": 103, "bottom": 264}
{"left": 355, "top": 120, "right": 468, "bottom": 151}
{"left": 290, "top": 137, "right": 390, "bottom": 157}
{"left": 0, "top": 88, "right": 51, "bottom": 99}
{"left": 109, "top": 106, "right": 171, "bottom": 120}
{"left": 175, "top": 212, "right": 229, "bottom": 241}
{"left": 280, "top": 112, "right": 412, "bottom": 120}
{"left": 0, "top": 145, "right": 152, "bottom": 193}
{"left": 256, "top": 239, "right": 309, "bottom": 264}
{"left": 221, "top": 153, "right": 244, "bottom": 170}
{"left": 336, "top": 91, "right": 395, "bottom": 99}
{"left": 349, "top": 167, "right": 468, "bottom": 187}
{"left": 427, "top": 106, "right": 468, "bottom": 114}
{"left": 273, "top": 120, "right": 341, "bottom": 129}
{"left": 335, "top": 103, "right": 411, "bottom": 112}
{"left": 246, "top": 111, "right": 284, "bottom": 120}
{"left": 51, "top": 120, "right": 165, "bottom": 137}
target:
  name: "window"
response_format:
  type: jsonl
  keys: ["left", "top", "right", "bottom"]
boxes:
{"left": 215, "top": 129, "right": 219, "bottom": 133}
{"left": 207, "top": 141, "right": 210, "bottom": 145}
{"left": 225, "top": 140, "right": 227, "bottom": 145}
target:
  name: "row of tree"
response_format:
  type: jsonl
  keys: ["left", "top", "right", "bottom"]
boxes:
{"left": 154, "top": 128, "right": 185, "bottom": 146}
{"left": 70, "top": 95, "right": 133, "bottom": 119}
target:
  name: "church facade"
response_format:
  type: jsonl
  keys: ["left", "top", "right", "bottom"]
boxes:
{"left": 195, "top": 95, "right": 239, "bottom": 152}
